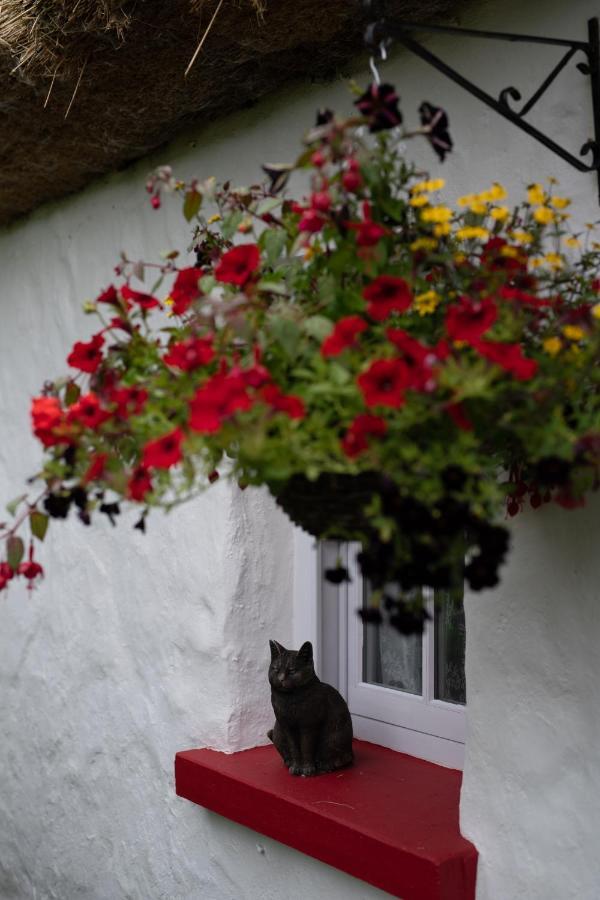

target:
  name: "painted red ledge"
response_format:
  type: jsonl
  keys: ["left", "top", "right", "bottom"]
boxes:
{"left": 175, "top": 739, "right": 477, "bottom": 900}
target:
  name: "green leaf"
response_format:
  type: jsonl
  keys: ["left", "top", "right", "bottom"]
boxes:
{"left": 257, "top": 197, "right": 282, "bottom": 216}
{"left": 183, "top": 189, "right": 202, "bottom": 222}
{"left": 268, "top": 317, "right": 300, "bottom": 359}
{"left": 303, "top": 316, "right": 333, "bottom": 342}
{"left": 220, "top": 210, "right": 243, "bottom": 240}
{"left": 257, "top": 279, "right": 287, "bottom": 296}
{"left": 262, "top": 229, "right": 286, "bottom": 266}
{"left": 6, "top": 536, "right": 24, "bottom": 572}
{"left": 6, "top": 494, "right": 27, "bottom": 517}
{"left": 65, "top": 381, "right": 81, "bottom": 406}
{"left": 30, "top": 511, "right": 49, "bottom": 542}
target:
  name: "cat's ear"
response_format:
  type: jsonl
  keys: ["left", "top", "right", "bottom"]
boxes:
{"left": 297, "top": 641, "right": 313, "bottom": 662}
{"left": 269, "top": 639, "right": 286, "bottom": 660}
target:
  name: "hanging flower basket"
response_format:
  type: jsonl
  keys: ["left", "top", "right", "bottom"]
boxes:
{"left": 3, "top": 82, "right": 600, "bottom": 630}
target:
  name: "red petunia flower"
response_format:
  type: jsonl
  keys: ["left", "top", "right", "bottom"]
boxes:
{"left": 321, "top": 316, "right": 368, "bottom": 357}
{"left": 83, "top": 452, "right": 108, "bottom": 484}
{"left": 261, "top": 384, "right": 306, "bottom": 419}
{"left": 341, "top": 414, "right": 387, "bottom": 458}
{"left": 214, "top": 244, "right": 260, "bottom": 286}
{"left": 189, "top": 371, "right": 252, "bottom": 433}
{"left": 386, "top": 328, "right": 439, "bottom": 391}
{"left": 357, "top": 358, "right": 410, "bottom": 408}
{"left": 499, "top": 286, "right": 552, "bottom": 309}
{"left": 473, "top": 340, "right": 538, "bottom": 381}
{"left": 169, "top": 268, "right": 204, "bottom": 315}
{"left": 128, "top": 465, "right": 153, "bottom": 501}
{"left": 109, "top": 385, "right": 149, "bottom": 419}
{"left": 163, "top": 336, "right": 215, "bottom": 371}
{"left": 121, "top": 285, "right": 160, "bottom": 310}
{"left": 67, "top": 333, "right": 105, "bottom": 373}
{"left": 142, "top": 427, "right": 185, "bottom": 469}
{"left": 445, "top": 296, "right": 497, "bottom": 342}
{"left": 363, "top": 276, "right": 412, "bottom": 321}
{"left": 67, "top": 392, "right": 111, "bottom": 429}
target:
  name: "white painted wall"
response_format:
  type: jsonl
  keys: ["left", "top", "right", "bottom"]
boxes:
{"left": 1, "top": 0, "right": 600, "bottom": 897}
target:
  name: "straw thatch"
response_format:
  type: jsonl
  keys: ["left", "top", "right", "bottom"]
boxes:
{"left": 0, "top": 0, "right": 461, "bottom": 227}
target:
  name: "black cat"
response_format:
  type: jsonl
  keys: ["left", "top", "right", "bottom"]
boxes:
{"left": 267, "top": 640, "right": 354, "bottom": 776}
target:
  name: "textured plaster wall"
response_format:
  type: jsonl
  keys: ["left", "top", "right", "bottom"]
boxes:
{"left": 1, "top": 0, "right": 600, "bottom": 897}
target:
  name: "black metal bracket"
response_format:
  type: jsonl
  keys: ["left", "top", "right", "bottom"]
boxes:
{"left": 365, "top": 9, "right": 600, "bottom": 200}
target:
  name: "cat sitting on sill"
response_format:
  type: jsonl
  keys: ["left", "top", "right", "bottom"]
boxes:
{"left": 268, "top": 640, "right": 354, "bottom": 777}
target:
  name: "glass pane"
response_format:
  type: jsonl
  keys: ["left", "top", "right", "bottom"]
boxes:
{"left": 362, "top": 583, "right": 422, "bottom": 696}
{"left": 434, "top": 587, "right": 466, "bottom": 705}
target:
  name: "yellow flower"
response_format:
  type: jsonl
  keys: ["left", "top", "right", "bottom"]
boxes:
{"left": 500, "top": 245, "right": 520, "bottom": 258}
{"left": 457, "top": 193, "right": 476, "bottom": 207}
{"left": 592, "top": 303, "right": 600, "bottom": 319}
{"left": 533, "top": 206, "right": 555, "bottom": 224}
{"left": 421, "top": 205, "right": 453, "bottom": 223}
{"left": 527, "top": 183, "right": 546, "bottom": 205}
{"left": 529, "top": 257, "right": 544, "bottom": 268}
{"left": 433, "top": 222, "right": 452, "bottom": 237}
{"left": 410, "top": 237, "right": 438, "bottom": 251}
{"left": 562, "top": 324, "right": 585, "bottom": 341}
{"left": 511, "top": 230, "right": 534, "bottom": 245}
{"left": 489, "top": 182, "right": 508, "bottom": 201}
{"left": 490, "top": 206, "right": 509, "bottom": 221}
{"left": 544, "top": 252, "right": 564, "bottom": 269}
{"left": 551, "top": 196, "right": 571, "bottom": 210}
{"left": 563, "top": 236, "right": 581, "bottom": 249}
{"left": 207, "top": 213, "right": 222, "bottom": 224}
{"left": 455, "top": 226, "right": 490, "bottom": 241}
{"left": 469, "top": 201, "right": 488, "bottom": 215}
{"left": 409, "top": 194, "right": 430, "bottom": 207}
{"left": 415, "top": 289, "right": 440, "bottom": 315}
{"left": 410, "top": 178, "right": 445, "bottom": 193}
{"left": 453, "top": 252, "right": 467, "bottom": 264}
{"left": 453, "top": 339, "right": 468, "bottom": 349}
{"left": 543, "top": 337, "right": 562, "bottom": 356}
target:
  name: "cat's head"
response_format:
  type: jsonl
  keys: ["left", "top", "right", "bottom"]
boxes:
{"left": 268, "top": 640, "right": 315, "bottom": 693}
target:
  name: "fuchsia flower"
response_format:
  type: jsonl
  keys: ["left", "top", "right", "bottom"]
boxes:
{"left": 347, "top": 202, "right": 388, "bottom": 247}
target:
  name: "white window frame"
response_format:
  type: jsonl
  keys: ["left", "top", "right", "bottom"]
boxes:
{"left": 293, "top": 529, "right": 466, "bottom": 770}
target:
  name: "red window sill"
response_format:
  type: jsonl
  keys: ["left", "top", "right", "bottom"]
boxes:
{"left": 175, "top": 739, "right": 477, "bottom": 900}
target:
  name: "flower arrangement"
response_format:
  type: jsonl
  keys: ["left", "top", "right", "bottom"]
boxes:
{"left": 3, "top": 82, "right": 600, "bottom": 632}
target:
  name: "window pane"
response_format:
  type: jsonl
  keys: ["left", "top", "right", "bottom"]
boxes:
{"left": 434, "top": 587, "right": 466, "bottom": 705}
{"left": 362, "top": 583, "right": 422, "bottom": 696}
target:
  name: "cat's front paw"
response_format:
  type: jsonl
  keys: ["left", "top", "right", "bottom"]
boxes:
{"left": 299, "top": 763, "right": 317, "bottom": 777}
{"left": 288, "top": 763, "right": 302, "bottom": 776}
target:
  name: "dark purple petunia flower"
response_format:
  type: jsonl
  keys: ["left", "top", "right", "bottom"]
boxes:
{"left": 354, "top": 83, "right": 403, "bottom": 132}
{"left": 418, "top": 102, "right": 453, "bottom": 161}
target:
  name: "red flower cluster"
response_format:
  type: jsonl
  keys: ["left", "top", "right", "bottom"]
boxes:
{"left": 0, "top": 549, "right": 43, "bottom": 592}
{"left": 163, "top": 336, "right": 215, "bottom": 371}
{"left": 215, "top": 244, "right": 260, "bottom": 286}
{"left": 363, "top": 277, "right": 412, "bottom": 321}
{"left": 386, "top": 329, "right": 445, "bottom": 392}
{"left": 169, "top": 268, "right": 204, "bottom": 315}
{"left": 358, "top": 358, "right": 410, "bottom": 408}
{"left": 321, "top": 316, "right": 367, "bottom": 357}
{"left": 445, "top": 296, "right": 497, "bottom": 342}
{"left": 341, "top": 414, "right": 387, "bottom": 458}
{"left": 474, "top": 340, "right": 538, "bottom": 381}
{"left": 128, "top": 465, "right": 153, "bottom": 501}
{"left": 83, "top": 453, "right": 108, "bottom": 484}
{"left": 109, "top": 385, "right": 149, "bottom": 419}
{"left": 67, "top": 333, "right": 105, "bottom": 373}
{"left": 142, "top": 427, "right": 185, "bottom": 469}
{"left": 31, "top": 396, "right": 69, "bottom": 447}
{"left": 262, "top": 384, "right": 305, "bottom": 419}
{"left": 189, "top": 371, "right": 252, "bottom": 433}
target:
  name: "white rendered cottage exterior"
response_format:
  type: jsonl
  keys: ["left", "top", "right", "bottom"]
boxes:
{"left": 1, "top": 0, "right": 600, "bottom": 897}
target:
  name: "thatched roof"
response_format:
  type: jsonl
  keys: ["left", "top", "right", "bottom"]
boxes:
{"left": 0, "top": 1, "right": 460, "bottom": 227}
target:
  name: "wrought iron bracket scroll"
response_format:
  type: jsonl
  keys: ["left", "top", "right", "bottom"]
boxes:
{"left": 364, "top": 6, "right": 600, "bottom": 200}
